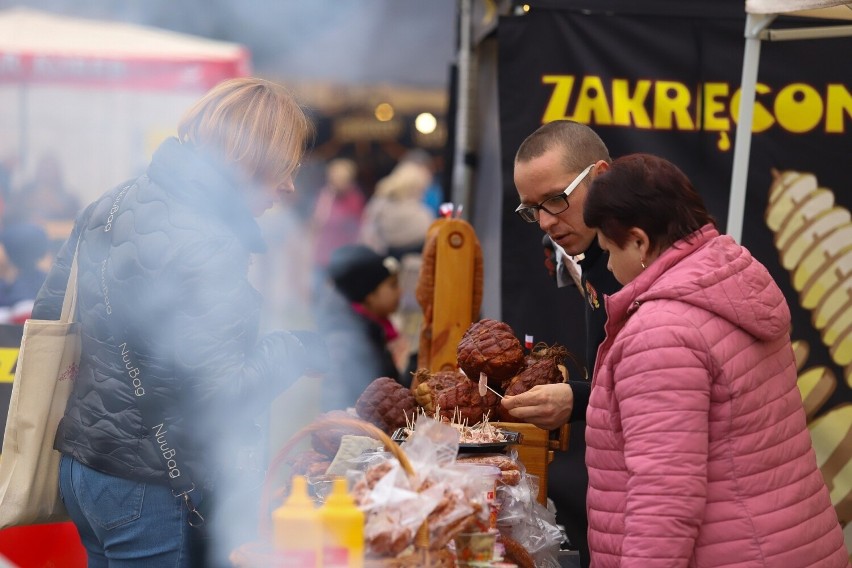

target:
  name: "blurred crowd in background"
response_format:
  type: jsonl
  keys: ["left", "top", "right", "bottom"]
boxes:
{"left": 254, "top": 146, "right": 444, "bottom": 379}
{"left": 0, "top": 152, "right": 80, "bottom": 323}
{"left": 0, "top": 143, "right": 444, "bottom": 373}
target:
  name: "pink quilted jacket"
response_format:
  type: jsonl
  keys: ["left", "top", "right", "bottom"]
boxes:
{"left": 586, "top": 225, "right": 848, "bottom": 567}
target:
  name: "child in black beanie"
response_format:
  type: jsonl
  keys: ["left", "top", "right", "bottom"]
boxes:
{"left": 315, "top": 244, "right": 406, "bottom": 411}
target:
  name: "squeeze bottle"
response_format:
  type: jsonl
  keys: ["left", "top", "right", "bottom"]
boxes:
{"left": 272, "top": 475, "right": 321, "bottom": 567}
{"left": 319, "top": 477, "right": 365, "bottom": 568}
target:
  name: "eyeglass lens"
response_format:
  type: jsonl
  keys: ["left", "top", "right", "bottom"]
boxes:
{"left": 516, "top": 163, "right": 594, "bottom": 223}
{"left": 518, "top": 194, "right": 568, "bottom": 222}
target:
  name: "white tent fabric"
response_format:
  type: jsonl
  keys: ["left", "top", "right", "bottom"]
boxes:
{"left": 0, "top": 8, "right": 249, "bottom": 208}
{"left": 747, "top": 0, "right": 852, "bottom": 15}
{"left": 0, "top": 7, "right": 245, "bottom": 60}
{"left": 726, "top": 1, "right": 852, "bottom": 242}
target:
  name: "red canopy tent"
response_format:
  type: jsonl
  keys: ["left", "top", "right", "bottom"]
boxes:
{"left": 0, "top": 7, "right": 251, "bottom": 207}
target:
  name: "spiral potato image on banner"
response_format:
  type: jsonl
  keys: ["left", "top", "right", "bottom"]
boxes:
{"left": 765, "top": 170, "right": 852, "bottom": 542}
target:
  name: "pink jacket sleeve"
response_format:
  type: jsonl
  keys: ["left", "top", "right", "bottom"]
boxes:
{"left": 613, "top": 313, "right": 713, "bottom": 567}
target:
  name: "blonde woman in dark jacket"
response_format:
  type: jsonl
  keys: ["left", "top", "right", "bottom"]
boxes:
{"left": 33, "top": 78, "right": 326, "bottom": 567}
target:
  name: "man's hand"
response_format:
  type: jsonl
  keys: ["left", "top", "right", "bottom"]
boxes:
{"left": 500, "top": 383, "right": 574, "bottom": 431}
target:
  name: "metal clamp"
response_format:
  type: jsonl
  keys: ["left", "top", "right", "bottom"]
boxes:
{"left": 172, "top": 483, "right": 205, "bottom": 527}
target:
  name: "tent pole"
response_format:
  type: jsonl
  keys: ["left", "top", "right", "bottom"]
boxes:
{"left": 727, "top": 12, "right": 775, "bottom": 243}
{"left": 450, "top": 0, "right": 475, "bottom": 216}
{"left": 763, "top": 24, "right": 852, "bottom": 41}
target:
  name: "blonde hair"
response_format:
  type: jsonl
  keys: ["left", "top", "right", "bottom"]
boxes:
{"left": 374, "top": 161, "right": 432, "bottom": 199}
{"left": 178, "top": 77, "right": 313, "bottom": 187}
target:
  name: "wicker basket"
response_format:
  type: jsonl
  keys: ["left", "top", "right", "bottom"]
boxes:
{"left": 230, "top": 415, "right": 455, "bottom": 567}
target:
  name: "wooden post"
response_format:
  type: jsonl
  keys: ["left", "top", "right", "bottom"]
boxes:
{"left": 428, "top": 219, "right": 478, "bottom": 372}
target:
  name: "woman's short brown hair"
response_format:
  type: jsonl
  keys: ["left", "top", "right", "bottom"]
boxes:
{"left": 583, "top": 153, "right": 715, "bottom": 253}
{"left": 178, "top": 77, "right": 312, "bottom": 187}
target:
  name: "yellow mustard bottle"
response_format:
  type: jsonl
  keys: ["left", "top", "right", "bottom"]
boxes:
{"left": 273, "top": 475, "right": 321, "bottom": 567}
{"left": 319, "top": 477, "right": 364, "bottom": 568}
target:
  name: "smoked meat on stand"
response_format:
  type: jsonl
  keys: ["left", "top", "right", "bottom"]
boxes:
{"left": 233, "top": 218, "right": 572, "bottom": 567}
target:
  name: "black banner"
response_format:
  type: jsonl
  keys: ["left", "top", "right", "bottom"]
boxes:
{"left": 498, "top": 3, "right": 852, "bottom": 532}
{"left": 0, "top": 325, "right": 24, "bottom": 448}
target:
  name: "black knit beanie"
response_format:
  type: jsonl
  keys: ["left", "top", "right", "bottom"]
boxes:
{"left": 327, "top": 244, "right": 398, "bottom": 302}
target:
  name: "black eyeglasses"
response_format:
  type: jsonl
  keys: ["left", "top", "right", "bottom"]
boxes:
{"left": 515, "top": 163, "right": 595, "bottom": 223}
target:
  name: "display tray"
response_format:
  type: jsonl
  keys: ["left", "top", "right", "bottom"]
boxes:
{"left": 391, "top": 427, "right": 522, "bottom": 453}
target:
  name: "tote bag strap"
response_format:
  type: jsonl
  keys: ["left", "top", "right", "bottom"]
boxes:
{"left": 59, "top": 238, "right": 81, "bottom": 324}
{"left": 101, "top": 183, "right": 204, "bottom": 527}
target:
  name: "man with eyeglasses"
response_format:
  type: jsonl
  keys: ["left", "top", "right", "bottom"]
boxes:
{"left": 501, "top": 120, "right": 622, "bottom": 568}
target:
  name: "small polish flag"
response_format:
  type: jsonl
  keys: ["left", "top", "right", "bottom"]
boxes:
{"left": 525, "top": 334, "right": 534, "bottom": 350}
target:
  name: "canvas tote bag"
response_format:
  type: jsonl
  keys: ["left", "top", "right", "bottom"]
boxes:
{"left": 0, "top": 245, "right": 81, "bottom": 528}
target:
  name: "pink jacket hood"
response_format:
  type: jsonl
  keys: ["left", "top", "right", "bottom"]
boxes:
{"left": 606, "top": 224, "right": 789, "bottom": 343}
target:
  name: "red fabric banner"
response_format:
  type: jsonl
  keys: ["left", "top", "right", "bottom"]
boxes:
{"left": 0, "top": 50, "right": 251, "bottom": 91}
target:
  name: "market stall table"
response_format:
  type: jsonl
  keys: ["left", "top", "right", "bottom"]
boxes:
{"left": 419, "top": 217, "right": 571, "bottom": 507}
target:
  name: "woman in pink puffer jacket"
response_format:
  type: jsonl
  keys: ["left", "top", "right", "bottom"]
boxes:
{"left": 580, "top": 153, "right": 848, "bottom": 567}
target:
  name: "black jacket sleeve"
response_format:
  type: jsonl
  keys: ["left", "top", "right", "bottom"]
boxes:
{"left": 567, "top": 379, "right": 591, "bottom": 423}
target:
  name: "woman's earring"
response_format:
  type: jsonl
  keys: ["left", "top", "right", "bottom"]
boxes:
{"left": 640, "top": 259, "right": 646, "bottom": 270}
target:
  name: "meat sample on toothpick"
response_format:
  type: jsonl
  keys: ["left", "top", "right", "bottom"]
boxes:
{"left": 456, "top": 318, "right": 525, "bottom": 389}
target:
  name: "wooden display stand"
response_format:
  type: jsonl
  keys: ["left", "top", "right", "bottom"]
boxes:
{"left": 420, "top": 217, "right": 569, "bottom": 506}
{"left": 424, "top": 218, "right": 480, "bottom": 371}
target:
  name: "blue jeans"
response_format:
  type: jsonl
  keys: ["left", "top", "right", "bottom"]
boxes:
{"left": 59, "top": 455, "right": 193, "bottom": 567}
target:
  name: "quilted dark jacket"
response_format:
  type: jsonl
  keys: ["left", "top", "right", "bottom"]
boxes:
{"left": 33, "top": 138, "right": 315, "bottom": 486}
{"left": 314, "top": 287, "right": 400, "bottom": 412}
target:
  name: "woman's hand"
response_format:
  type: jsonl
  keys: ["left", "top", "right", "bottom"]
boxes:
{"left": 500, "top": 383, "right": 574, "bottom": 430}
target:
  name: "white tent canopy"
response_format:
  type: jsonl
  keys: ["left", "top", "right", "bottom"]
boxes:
{"left": 0, "top": 8, "right": 249, "bottom": 208}
{"left": 727, "top": 1, "right": 852, "bottom": 242}
{"left": 0, "top": 7, "right": 247, "bottom": 62}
